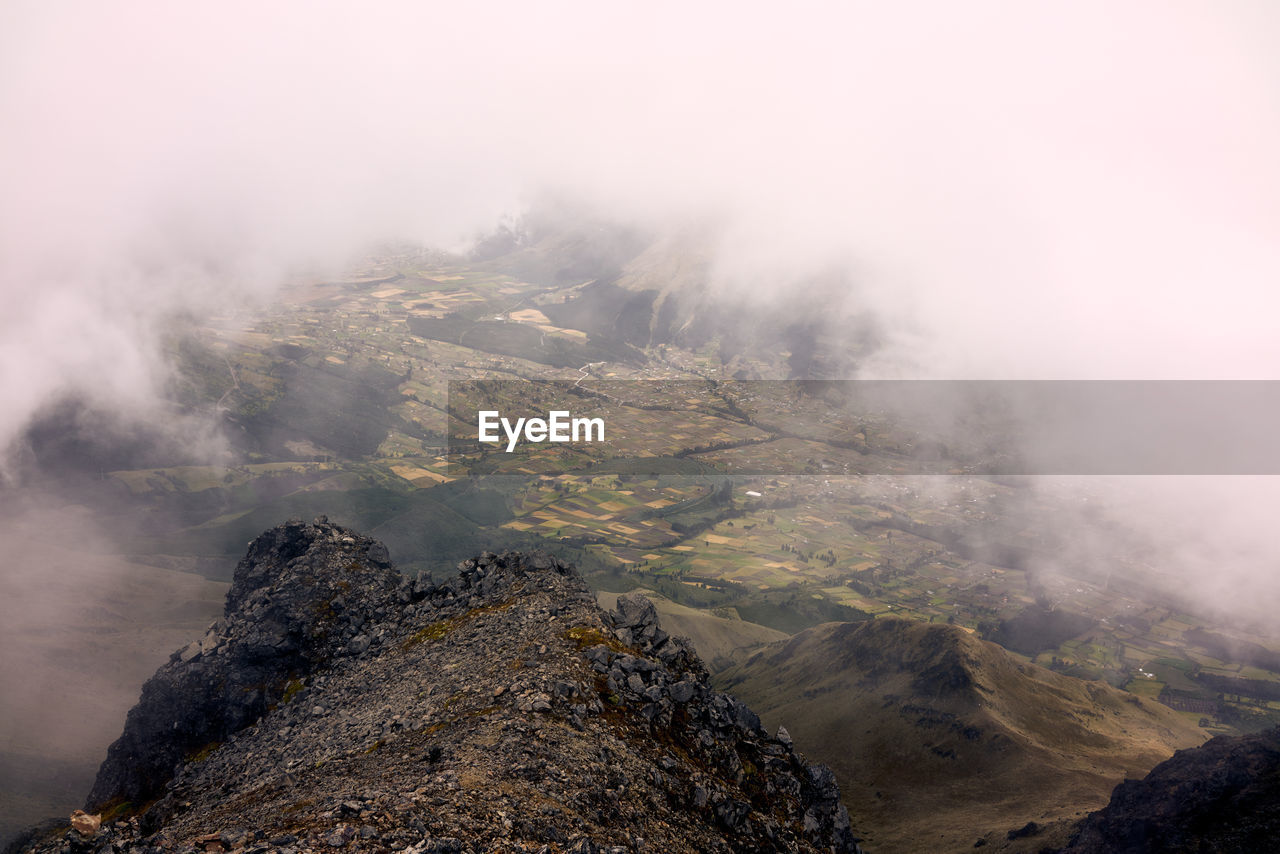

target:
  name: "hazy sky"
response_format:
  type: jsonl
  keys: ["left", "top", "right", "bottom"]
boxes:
{"left": 3, "top": 1, "right": 1280, "bottom": 455}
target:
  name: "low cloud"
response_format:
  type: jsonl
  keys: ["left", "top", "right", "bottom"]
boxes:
{"left": 2, "top": 2, "right": 1279, "bottom": 627}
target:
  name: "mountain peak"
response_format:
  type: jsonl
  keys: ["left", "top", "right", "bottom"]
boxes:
{"left": 756, "top": 618, "right": 990, "bottom": 700}
{"left": 17, "top": 521, "right": 861, "bottom": 854}
{"left": 718, "top": 617, "right": 1204, "bottom": 852}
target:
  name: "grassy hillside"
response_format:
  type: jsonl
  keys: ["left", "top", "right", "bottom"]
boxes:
{"left": 596, "top": 590, "right": 789, "bottom": 670}
{"left": 716, "top": 617, "right": 1207, "bottom": 853}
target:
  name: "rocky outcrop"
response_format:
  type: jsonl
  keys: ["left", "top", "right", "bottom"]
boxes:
{"left": 1062, "top": 726, "right": 1280, "bottom": 853}
{"left": 21, "top": 520, "right": 861, "bottom": 853}
{"left": 85, "top": 519, "right": 402, "bottom": 813}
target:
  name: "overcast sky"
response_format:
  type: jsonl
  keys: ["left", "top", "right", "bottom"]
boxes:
{"left": 3, "top": 0, "right": 1280, "bottom": 455}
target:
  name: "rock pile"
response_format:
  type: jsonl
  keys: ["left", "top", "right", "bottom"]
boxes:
{"left": 14, "top": 519, "right": 861, "bottom": 854}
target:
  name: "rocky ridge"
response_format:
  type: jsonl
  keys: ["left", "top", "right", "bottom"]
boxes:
{"left": 1061, "top": 725, "right": 1280, "bottom": 853}
{"left": 13, "top": 519, "right": 861, "bottom": 854}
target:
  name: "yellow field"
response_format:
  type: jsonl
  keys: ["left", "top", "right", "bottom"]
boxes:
{"left": 509, "top": 308, "right": 550, "bottom": 324}
{"left": 389, "top": 464, "right": 452, "bottom": 485}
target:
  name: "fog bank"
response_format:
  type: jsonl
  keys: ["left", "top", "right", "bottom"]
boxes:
{"left": 5, "top": 3, "right": 1280, "bottom": 463}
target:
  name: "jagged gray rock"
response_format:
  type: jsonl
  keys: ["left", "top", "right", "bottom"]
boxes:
{"left": 14, "top": 520, "right": 862, "bottom": 854}
{"left": 84, "top": 519, "right": 404, "bottom": 814}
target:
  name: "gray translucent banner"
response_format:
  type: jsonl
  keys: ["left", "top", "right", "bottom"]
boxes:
{"left": 444, "top": 380, "right": 1280, "bottom": 475}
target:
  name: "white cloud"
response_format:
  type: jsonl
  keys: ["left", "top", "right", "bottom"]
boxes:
{"left": 2, "top": 0, "right": 1278, "bottom": 423}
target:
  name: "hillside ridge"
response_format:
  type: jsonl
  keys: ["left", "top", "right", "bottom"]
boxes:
{"left": 718, "top": 616, "right": 1205, "bottom": 852}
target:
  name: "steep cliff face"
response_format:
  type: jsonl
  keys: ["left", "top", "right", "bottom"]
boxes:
{"left": 85, "top": 519, "right": 403, "bottom": 813}
{"left": 19, "top": 520, "right": 861, "bottom": 854}
{"left": 1063, "top": 726, "right": 1280, "bottom": 853}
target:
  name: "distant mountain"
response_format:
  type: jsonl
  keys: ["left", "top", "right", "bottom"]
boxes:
{"left": 10, "top": 521, "right": 860, "bottom": 853}
{"left": 717, "top": 617, "right": 1205, "bottom": 853}
{"left": 1062, "top": 726, "right": 1280, "bottom": 853}
{"left": 475, "top": 212, "right": 882, "bottom": 378}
